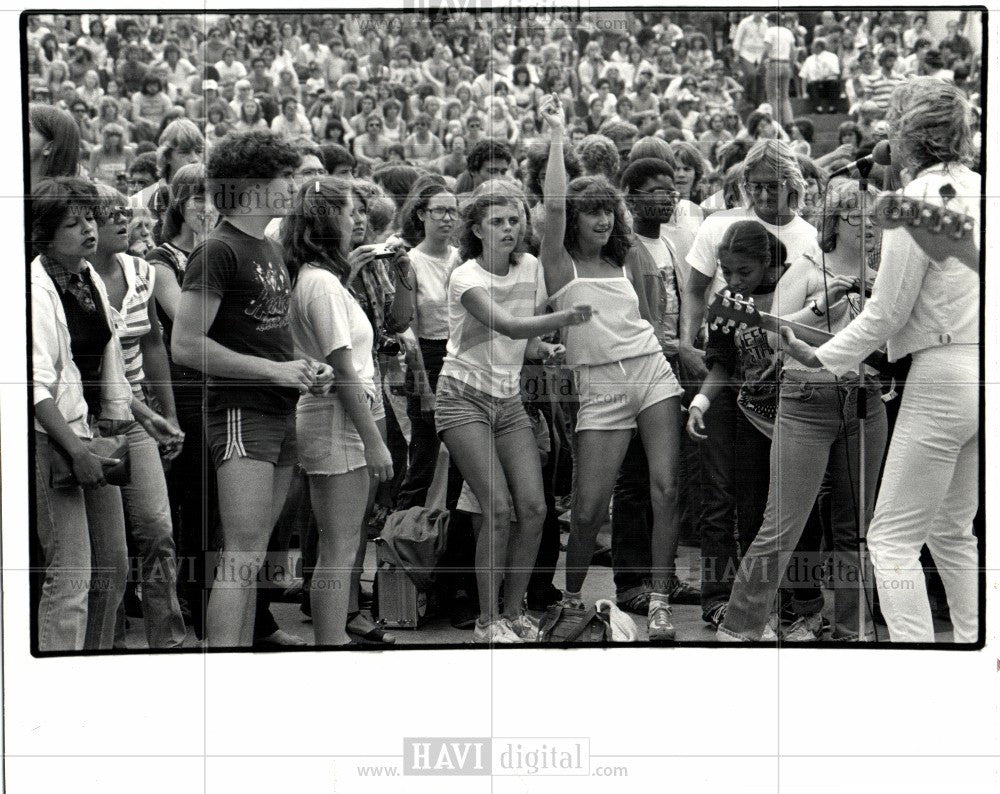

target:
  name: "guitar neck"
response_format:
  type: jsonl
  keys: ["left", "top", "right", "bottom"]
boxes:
{"left": 750, "top": 310, "right": 889, "bottom": 373}
{"left": 750, "top": 311, "right": 834, "bottom": 349}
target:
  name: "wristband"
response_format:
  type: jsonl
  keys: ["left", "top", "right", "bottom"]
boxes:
{"left": 810, "top": 299, "right": 825, "bottom": 317}
{"left": 690, "top": 394, "right": 711, "bottom": 414}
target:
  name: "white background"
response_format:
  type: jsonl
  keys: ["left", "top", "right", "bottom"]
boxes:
{"left": 3, "top": 1, "right": 999, "bottom": 792}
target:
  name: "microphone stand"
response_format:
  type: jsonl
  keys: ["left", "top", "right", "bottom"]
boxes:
{"left": 854, "top": 157, "right": 874, "bottom": 642}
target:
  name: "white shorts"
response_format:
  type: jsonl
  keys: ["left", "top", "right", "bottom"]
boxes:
{"left": 574, "top": 353, "right": 683, "bottom": 433}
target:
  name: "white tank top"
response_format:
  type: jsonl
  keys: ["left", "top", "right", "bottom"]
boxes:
{"left": 548, "top": 258, "right": 662, "bottom": 366}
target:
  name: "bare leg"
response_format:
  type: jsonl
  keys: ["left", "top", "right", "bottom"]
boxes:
{"left": 209, "top": 458, "right": 279, "bottom": 647}
{"left": 564, "top": 429, "right": 633, "bottom": 594}
{"left": 494, "top": 427, "right": 547, "bottom": 618}
{"left": 310, "top": 468, "right": 370, "bottom": 645}
{"left": 637, "top": 397, "right": 682, "bottom": 592}
{"left": 441, "top": 422, "right": 513, "bottom": 622}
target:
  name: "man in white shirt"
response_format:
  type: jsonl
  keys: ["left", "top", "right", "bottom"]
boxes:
{"left": 799, "top": 38, "right": 841, "bottom": 113}
{"left": 732, "top": 11, "right": 768, "bottom": 107}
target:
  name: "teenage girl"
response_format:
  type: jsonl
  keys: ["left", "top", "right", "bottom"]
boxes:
{"left": 538, "top": 94, "right": 684, "bottom": 641}
{"left": 686, "top": 220, "right": 836, "bottom": 638}
{"left": 437, "top": 179, "right": 590, "bottom": 644}
{"left": 286, "top": 177, "right": 395, "bottom": 646}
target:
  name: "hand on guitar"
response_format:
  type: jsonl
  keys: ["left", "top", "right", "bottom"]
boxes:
{"left": 874, "top": 184, "right": 979, "bottom": 273}
{"left": 779, "top": 327, "right": 822, "bottom": 369}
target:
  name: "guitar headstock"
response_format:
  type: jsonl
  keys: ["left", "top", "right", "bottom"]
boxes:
{"left": 706, "top": 289, "right": 761, "bottom": 335}
{"left": 875, "top": 185, "right": 976, "bottom": 239}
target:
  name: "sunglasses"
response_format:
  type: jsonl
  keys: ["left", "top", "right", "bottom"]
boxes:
{"left": 95, "top": 206, "right": 133, "bottom": 224}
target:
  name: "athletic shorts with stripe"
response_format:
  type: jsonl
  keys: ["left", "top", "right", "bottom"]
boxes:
{"left": 205, "top": 407, "right": 298, "bottom": 469}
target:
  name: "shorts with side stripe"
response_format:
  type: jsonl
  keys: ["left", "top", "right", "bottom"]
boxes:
{"left": 205, "top": 407, "right": 298, "bottom": 469}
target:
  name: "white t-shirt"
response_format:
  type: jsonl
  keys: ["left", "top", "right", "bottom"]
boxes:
{"left": 439, "top": 254, "right": 548, "bottom": 398}
{"left": 764, "top": 26, "right": 796, "bottom": 61}
{"left": 289, "top": 264, "right": 375, "bottom": 406}
{"left": 686, "top": 206, "right": 821, "bottom": 294}
{"left": 409, "top": 245, "right": 460, "bottom": 340}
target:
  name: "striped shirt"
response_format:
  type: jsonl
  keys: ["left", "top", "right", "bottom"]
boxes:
{"left": 858, "top": 71, "right": 907, "bottom": 109}
{"left": 109, "top": 253, "right": 155, "bottom": 395}
{"left": 440, "top": 254, "right": 547, "bottom": 398}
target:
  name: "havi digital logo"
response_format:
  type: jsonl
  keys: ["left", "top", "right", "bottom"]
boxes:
{"left": 404, "top": 737, "right": 491, "bottom": 776}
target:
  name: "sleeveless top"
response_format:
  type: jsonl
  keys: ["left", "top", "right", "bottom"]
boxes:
{"left": 548, "top": 258, "right": 662, "bottom": 366}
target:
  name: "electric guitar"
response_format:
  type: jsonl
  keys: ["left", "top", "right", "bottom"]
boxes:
{"left": 706, "top": 290, "right": 891, "bottom": 375}
{"left": 874, "top": 184, "right": 979, "bottom": 272}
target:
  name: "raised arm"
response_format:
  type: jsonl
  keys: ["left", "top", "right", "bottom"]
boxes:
{"left": 538, "top": 94, "right": 575, "bottom": 296}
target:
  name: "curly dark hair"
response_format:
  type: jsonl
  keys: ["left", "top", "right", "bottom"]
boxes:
{"left": 207, "top": 130, "right": 301, "bottom": 215}
{"left": 280, "top": 177, "right": 354, "bottom": 284}
{"left": 565, "top": 176, "right": 632, "bottom": 268}
{"left": 465, "top": 138, "right": 513, "bottom": 175}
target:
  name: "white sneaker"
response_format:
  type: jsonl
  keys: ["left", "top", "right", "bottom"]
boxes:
{"left": 508, "top": 614, "right": 539, "bottom": 641}
{"left": 783, "top": 614, "right": 824, "bottom": 642}
{"left": 473, "top": 619, "right": 524, "bottom": 644}
{"left": 761, "top": 614, "right": 779, "bottom": 641}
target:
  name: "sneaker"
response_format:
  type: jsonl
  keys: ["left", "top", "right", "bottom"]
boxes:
{"left": 783, "top": 613, "right": 825, "bottom": 642}
{"left": 616, "top": 591, "right": 651, "bottom": 615}
{"left": 473, "top": 618, "right": 524, "bottom": 644}
{"left": 647, "top": 604, "right": 676, "bottom": 642}
{"left": 449, "top": 590, "right": 478, "bottom": 630}
{"left": 716, "top": 627, "right": 749, "bottom": 642}
{"left": 703, "top": 601, "right": 728, "bottom": 629}
{"left": 667, "top": 575, "right": 701, "bottom": 605}
{"left": 508, "top": 613, "right": 540, "bottom": 641}
{"left": 761, "top": 613, "right": 779, "bottom": 642}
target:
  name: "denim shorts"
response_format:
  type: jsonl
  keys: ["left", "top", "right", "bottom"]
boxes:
{"left": 434, "top": 376, "right": 533, "bottom": 439}
{"left": 574, "top": 353, "right": 684, "bottom": 432}
{"left": 205, "top": 407, "right": 297, "bottom": 469}
{"left": 296, "top": 385, "right": 383, "bottom": 476}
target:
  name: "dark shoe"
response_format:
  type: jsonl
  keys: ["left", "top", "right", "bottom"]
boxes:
{"left": 667, "top": 575, "right": 701, "bottom": 606}
{"left": 279, "top": 577, "right": 305, "bottom": 603}
{"left": 617, "top": 592, "right": 651, "bottom": 615}
{"left": 703, "top": 601, "right": 728, "bottom": 629}
{"left": 123, "top": 582, "right": 143, "bottom": 618}
{"left": 526, "top": 584, "right": 562, "bottom": 612}
{"left": 449, "top": 590, "right": 478, "bottom": 630}
{"left": 300, "top": 589, "right": 312, "bottom": 619}
{"left": 346, "top": 612, "right": 396, "bottom": 644}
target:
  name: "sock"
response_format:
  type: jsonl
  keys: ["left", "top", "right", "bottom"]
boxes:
{"left": 649, "top": 592, "right": 670, "bottom": 611}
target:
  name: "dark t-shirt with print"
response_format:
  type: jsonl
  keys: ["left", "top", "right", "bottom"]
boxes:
{"left": 705, "top": 322, "right": 779, "bottom": 437}
{"left": 182, "top": 221, "right": 297, "bottom": 414}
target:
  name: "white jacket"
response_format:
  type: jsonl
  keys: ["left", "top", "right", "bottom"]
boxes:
{"left": 32, "top": 256, "right": 133, "bottom": 438}
{"left": 816, "top": 163, "right": 980, "bottom": 376}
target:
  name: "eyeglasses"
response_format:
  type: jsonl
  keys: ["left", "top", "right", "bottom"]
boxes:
{"left": 746, "top": 179, "right": 785, "bottom": 195}
{"left": 633, "top": 188, "right": 680, "bottom": 200}
{"left": 427, "top": 207, "right": 458, "bottom": 220}
{"left": 838, "top": 211, "right": 866, "bottom": 227}
{"left": 95, "top": 206, "right": 133, "bottom": 224}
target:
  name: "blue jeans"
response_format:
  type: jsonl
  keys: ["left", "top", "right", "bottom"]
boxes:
{"left": 119, "top": 420, "right": 187, "bottom": 648}
{"left": 34, "top": 430, "right": 128, "bottom": 652}
{"left": 721, "top": 372, "right": 887, "bottom": 640}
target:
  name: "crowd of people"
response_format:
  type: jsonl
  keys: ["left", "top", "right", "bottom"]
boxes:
{"left": 27, "top": 10, "right": 981, "bottom": 651}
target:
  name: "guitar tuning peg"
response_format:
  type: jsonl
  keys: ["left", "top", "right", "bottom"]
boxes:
{"left": 723, "top": 319, "right": 735, "bottom": 335}
{"left": 721, "top": 295, "right": 732, "bottom": 308}
{"left": 747, "top": 296, "right": 755, "bottom": 307}
{"left": 709, "top": 318, "right": 721, "bottom": 331}
{"left": 737, "top": 322, "right": 748, "bottom": 332}
{"left": 734, "top": 292, "right": 743, "bottom": 302}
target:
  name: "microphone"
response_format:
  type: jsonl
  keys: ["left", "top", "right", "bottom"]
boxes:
{"left": 828, "top": 141, "right": 892, "bottom": 179}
